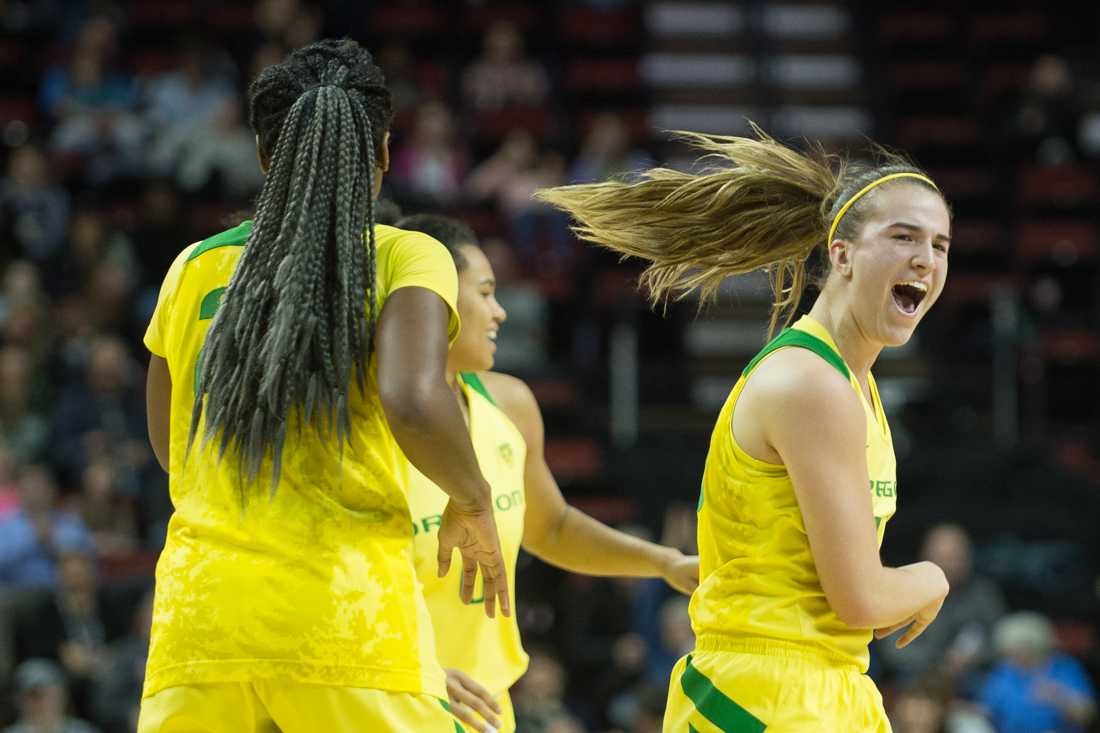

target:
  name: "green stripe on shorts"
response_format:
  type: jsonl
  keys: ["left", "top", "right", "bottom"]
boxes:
{"left": 439, "top": 699, "right": 465, "bottom": 733}
{"left": 682, "top": 655, "right": 766, "bottom": 732}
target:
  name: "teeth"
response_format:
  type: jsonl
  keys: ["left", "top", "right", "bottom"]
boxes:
{"left": 488, "top": 332, "right": 497, "bottom": 340}
{"left": 896, "top": 280, "right": 927, "bottom": 292}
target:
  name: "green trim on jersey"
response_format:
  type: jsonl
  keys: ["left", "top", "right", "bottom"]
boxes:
{"left": 682, "top": 655, "right": 766, "bottom": 732}
{"left": 460, "top": 372, "right": 497, "bottom": 407}
{"left": 198, "top": 287, "right": 227, "bottom": 321}
{"left": 186, "top": 220, "right": 253, "bottom": 262}
{"left": 742, "top": 328, "right": 850, "bottom": 382}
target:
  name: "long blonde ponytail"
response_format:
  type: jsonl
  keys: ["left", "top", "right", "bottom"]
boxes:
{"left": 537, "top": 126, "right": 935, "bottom": 337}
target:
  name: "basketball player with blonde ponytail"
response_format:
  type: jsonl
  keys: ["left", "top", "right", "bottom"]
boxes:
{"left": 539, "top": 127, "right": 953, "bottom": 731}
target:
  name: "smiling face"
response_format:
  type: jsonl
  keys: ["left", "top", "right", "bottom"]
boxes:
{"left": 448, "top": 244, "right": 507, "bottom": 374}
{"left": 829, "top": 182, "right": 951, "bottom": 347}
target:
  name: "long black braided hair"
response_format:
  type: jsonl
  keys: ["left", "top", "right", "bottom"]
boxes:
{"left": 190, "top": 39, "right": 393, "bottom": 497}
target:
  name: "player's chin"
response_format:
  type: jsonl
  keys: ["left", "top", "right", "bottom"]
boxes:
{"left": 474, "top": 349, "right": 496, "bottom": 372}
{"left": 877, "top": 317, "right": 919, "bottom": 348}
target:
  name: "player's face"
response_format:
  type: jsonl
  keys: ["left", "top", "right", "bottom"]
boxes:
{"left": 450, "top": 245, "right": 507, "bottom": 373}
{"left": 842, "top": 184, "right": 950, "bottom": 347}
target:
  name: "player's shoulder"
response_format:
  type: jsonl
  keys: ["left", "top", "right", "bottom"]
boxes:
{"left": 743, "top": 347, "right": 857, "bottom": 419}
{"left": 374, "top": 223, "right": 447, "bottom": 254}
{"left": 478, "top": 371, "right": 532, "bottom": 404}
{"left": 476, "top": 372, "right": 540, "bottom": 431}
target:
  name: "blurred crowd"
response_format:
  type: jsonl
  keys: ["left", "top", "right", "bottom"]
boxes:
{"left": 0, "top": 1, "right": 1096, "bottom": 732}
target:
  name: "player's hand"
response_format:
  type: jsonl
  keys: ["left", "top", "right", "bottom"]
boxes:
{"left": 874, "top": 594, "right": 947, "bottom": 649}
{"left": 445, "top": 668, "right": 502, "bottom": 733}
{"left": 438, "top": 497, "right": 511, "bottom": 618}
{"left": 659, "top": 548, "right": 700, "bottom": 595}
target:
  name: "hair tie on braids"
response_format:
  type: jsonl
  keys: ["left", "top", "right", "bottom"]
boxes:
{"left": 190, "top": 39, "right": 393, "bottom": 502}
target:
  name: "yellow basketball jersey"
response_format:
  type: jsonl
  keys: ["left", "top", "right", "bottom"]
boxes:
{"left": 691, "top": 315, "right": 897, "bottom": 671}
{"left": 142, "top": 221, "right": 460, "bottom": 700}
{"left": 408, "top": 373, "right": 529, "bottom": 695}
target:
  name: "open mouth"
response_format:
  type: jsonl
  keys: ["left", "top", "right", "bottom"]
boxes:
{"left": 891, "top": 281, "right": 928, "bottom": 316}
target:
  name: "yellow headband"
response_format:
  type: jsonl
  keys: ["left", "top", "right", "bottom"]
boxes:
{"left": 827, "top": 172, "right": 939, "bottom": 246}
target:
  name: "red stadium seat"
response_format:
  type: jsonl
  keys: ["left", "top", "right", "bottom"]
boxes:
{"left": 368, "top": 5, "right": 447, "bottom": 38}
{"left": 206, "top": 5, "right": 253, "bottom": 33}
{"left": 1016, "top": 165, "right": 1100, "bottom": 210}
{"left": 527, "top": 377, "right": 579, "bottom": 409}
{"left": 889, "top": 61, "right": 967, "bottom": 93}
{"left": 472, "top": 105, "right": 551, "bottom": 141}
{"left": 461, "top": 4, "right": 539, "bottom": 34}
{"left": 928, "top": 167, "right": 997, "bottom": 203}
{"left": 896, "top": 116, "right": 979, "bottom": 148}
{"left": 0, "top": 97, "right": 36, "bottom": 127}
{"left": 1016, "top": 221, "right": 1099, "bottom": 264}
{"left": 949, "top": 219, "right": 1004, "bottom": 253}
{"left": 129, "top": 0, "right": 193, "bottom": 29}
{"left": 129, "top": 50, "right": 184, "bottom": 76}
{"left": 565, "top": 59, "right": 641, "bottom": 94}
{"left": 560, "top": 6, "right": 639, "bottom": 47}
{"left": 878, "top": 9, "right": 958, "bottom": 46}
{"left": 937, "top": 273, "right": 1017, "bottom": 307}
{"left": 970, "top": 11, "right": 1050, "bottom": 45}
{"left": 545, "top": 437, "right": 603, "bottom": 480}
{"left": 1042, "top": 328, "right": 1100, "bottom": 364}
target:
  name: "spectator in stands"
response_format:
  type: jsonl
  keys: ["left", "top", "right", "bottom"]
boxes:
{"left": 0, "top": 143, "right": 71, "bottom": 267}
{"left": 1001, "top": 54, "right": 1082, "bottom": 166}
{"left": 51, "top": 294, "right": 96, "bottom": 392}
{"left": 247, "top": 41, "right": 286, "bottom": 86}
{"left": 513, "top": 649, "right": 583, "bottom": 733}
{"left": 0, "top": 346, "right": 49, "bottom": 464}
{"left": 1, "top": 290, "right": 51, "bottom": 371}
{"left": 1, "top": 260, "right": 45, "bottom": 311}
{"left": 13, "top": 550, "right": 108, "bottom": 717}
{"left": 463, "top": 21, "right": 549, "bottom": 112}
{"left": 607, "top": 683, "right": 667, "bottom": 733}
{"left": 889, "top": 673, "right": 994, "bottom": 733}
{"left": 647, "top": 596, "right": 693, "bottom": 685}
{"left": 468, "top": 131, "right": 573, "bottom": 267}
{"left": 144, "top": 37, "right": 235, "bottom": 138}
{"left": 875, "top": 524, "right": 1006, "bottom": 694}
{"left": 4, "top": 658, "right": 100, "bottom": 733}
{"left": 479, "top": 236, "right": 548, "bottom": 370}
{"left": 378, "top": 43, "right": 427, "bottom": 124}
{"left": 283, "top": 3, "right": 323, "bottom": 51}
{"left": 51, "top": 336, "right": 147, "bottom": 489}
{"left": 0, "top": 464, "right": 92, "bottom": 589}
{"left": 391, "top": 99, "right": 468, "bottom": 207}
{"left": 91, "top": 589, "right": 151, "bottom": 733}
{"left": 39, "top": 16, "right": 144, "bottom": 183}
{"left": 69, "top": 459, "right": 137, "bottom": 561}
{"left": 978, "top": 611, "right": 1097, "bottom": 733}
{"left": 128, "top": 178, "right": 186, "bottom": 295}
{"left": 172, "top": 97, "right": 265, "bottom": 197}
{"left": 254, "top": 0, "right": 301, "bottom": 45}
{"left": 144, "top": 36, "right": 237, "bottom": 177}
{"left": 570, "top": 114, "right": 652, "bottom": 185}
{"left": 0, "top": 438, "right": 19, "bottom": 517}
{"left": 53, "top": 204, "right": 136, "bottom": 300}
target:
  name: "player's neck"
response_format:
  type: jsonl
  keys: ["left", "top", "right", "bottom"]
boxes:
{"left": 808, "top": 292, "right": 881, "bottom": 380}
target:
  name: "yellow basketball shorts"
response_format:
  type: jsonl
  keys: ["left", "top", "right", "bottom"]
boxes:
{"left": 495, "top": 689, "right": 517, "bottom": 733}
{"left": 138, "top": 681, "right": 465, "bottom": 733}
{"left": 662, "top": 643, "right": 891, "bottom": 732}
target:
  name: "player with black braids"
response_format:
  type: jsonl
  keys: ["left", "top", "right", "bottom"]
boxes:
{"left": 141, "top": 39, "right": 507, "bottom": 732}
